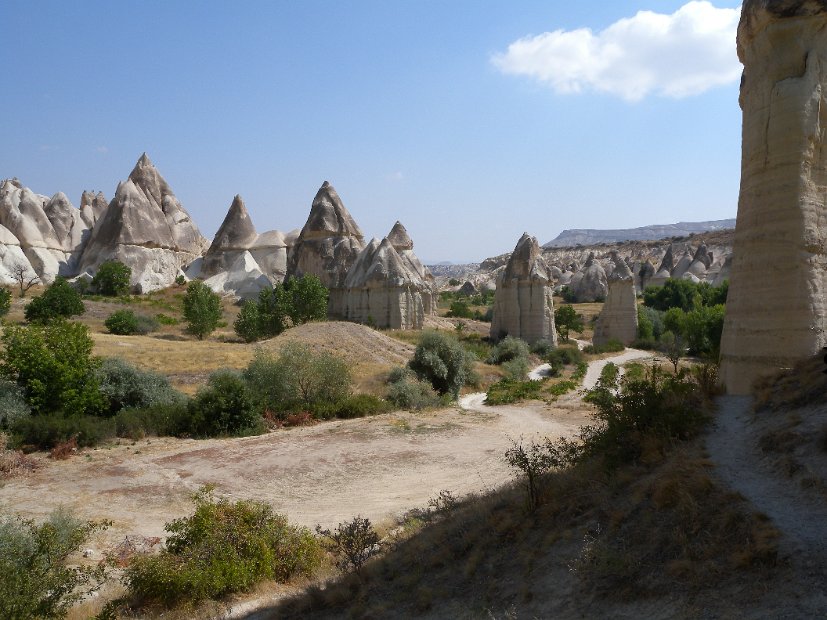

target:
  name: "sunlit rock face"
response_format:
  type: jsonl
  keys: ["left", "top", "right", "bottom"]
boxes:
{"left": 201, "top": 195, "right": 259, "bottom": 279}
{"left": 593, "top": 252, "right": 638, "bottom": 347}
{"left": 386, "top": 221, "right": 438, "bottom": 316}
{"left": 287, "top": 181, "right": 365, "bottom": 316}
{"left": 490, "top": 233, "right": 558, "bottom": 345}
{"left": 77, "top": 153, "right": 209, "bottom": 293}
{"left": 720, "top": 1, "right": 827, "bottom": 394}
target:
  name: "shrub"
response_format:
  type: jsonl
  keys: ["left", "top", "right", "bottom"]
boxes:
{"left": 554, "top": 304, "right": 584, "bottom": 341}
{"left": 560, "top": 285, "right": 577, "bottom": 303}
{"left": 182, "top": 281, "right": 222, "bottom": 340}
{"left": 189, "top": 370, "right": 263, "bottom": 437}
{"left": 502, "top": 356, "right": 529, "bottom": 380}
{"left": 236, "top": 276, "right": 329, "bottom": 341}
{"left": 0, "top": 288, "right": 10, "bottom": 317}
{"left": 23, "top": 278, "right": 85, "bottom": 323}
{"left": 488, "top": 336, "right": 529, "bottom": 365}
{"left": 175, "top": 274, "right": 187, "bottom": 286}
{"left": 286, "top": 274, "right": 328, "bottom": 325}
{"left": 485, "top": 379, "right": 544, "bottom": 405}
{"left": 583, "top": 339, "right": 624, "bottom": 354}
{"left": 155, "top": 313, "right": 179, "bottom": 326}
{"left": 0, "top": 380, "right": 30, "bottom": 430}
{"left": 0, "top": 321, "right": 104, "bottom": 417}
{"left": 91, "top": 260, "right": 131, "bottom": 296}
{"left": 96, "top": 358, "right": 186, "bottom": 416}
{"left": 446, "top": 300, "right": 473, "bottom": 319}
{"left": 10, "top": 414, "right": 115, "bottom": 450}
{"left": 409, "top": 331, "right": 476, "bottom": 399}
{"left": 0, "top": 509, "right": 109, "bottom": 619}
{"left": 234, "top": 300, "right": 261, "bottom": 343}
{"left": 315, "top": 394, "right": 391, "bottom": 420}
{"left": 505, "top": 438, "right": 578, "bottom": 511}
{"left": 531, "top": 339, "right": 554, "bottom": 357}
{"left": 125, "top": 488, "right": 321, "bottom": 606}
{"left": 316, "top": 516, "right": 381, "bottom": 575}
{"left": 104, "top": 309, "right": 139, "bottom": 335}
{"left": 113, "top": 402, "right": 193, "bottom": 440}
{"left": 387, "top": 374, "right": 442, "bottom": 410}
{"left": 637, "top": 305, "right": 664, "bottom": 341}
{"left": 546, "top": 345, "right": 584, "bottom": 377}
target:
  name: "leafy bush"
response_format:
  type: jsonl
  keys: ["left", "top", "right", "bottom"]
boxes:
{"left": 91, "top": 260, "right": 131, "bottom": 296}
{"left": 485, "top": 379, "right": 544, "bottom": 405}
{"left": 487, "top": 336, "right": 529, "bottom": 365}
{"left": 637, "top": 305, "right": 664, "bottom": 341}
{"left": 0, "top": 380, "right": 30, "bottom": 430}
{"left": 24, "top": 278, "right": 85, "bottom": 323}
{"left": 96, "top": 358, "right": 186, "bottom": 416}
{"left": 189, "top": 370, "right": 263, "bottom": 437}
{"left": 546, "top": 345, "right": 584, "bottom": 377}
{"left": 0, "top": 288, "right": 10, "bottom": 316}
{"left": 175, "top": 274, "right": 187, "bottom": 286}
{"left": 554, "top": 304, "right": 584, "bottom": 341}
{"left": 445, "top": 300, "right": 473, "bottom": 319}
{"left": 134, "top": 313, "right": 159, "bottom": 335}
{"left": 155, "top": 313, "right": 179, "bottom": 326}
{"left": 409, "top": 331, "right": 476, "bottom": 399}
{"left": 560, "top": 285, "right": 577, "bottom": 303}
{"left": 642, "top": 279, "right": 728, "bottom": 313}
{"left": 530, "top": 339, "right": 554, "bottom": 357}
{"left": 0, "top": 509, "right": 109, "bottom": 619}
{"left": 315, "top": 394, "right": 391, "bottom": 420}
{"left": 502, "top": 356, "right": 529, "bottom": 380}
{"left": 182, "top": 281, "right": 222, "bottom": 340}
{"left": 583, "top": 339, "right": 624, "bottom": 354}
{"left": 386, "top": 373, "right": 442, "bottom": 410}
{"left": 234, "top": 300, "right": 261, "bottom": 343}
{"left": 113, "top": 402, "right": 193, "bottom": 440}
{"left": 125, "top": 488, "right": 321, "bottom": 606}
{"left": 236, "top": 275, "right": 329, "bottom": 341}
{"left": 104, "top": 309, "right": 139, "bottom": 335}
{"left": 10, "top": 414, "right": 116, "bottom": 450}
{"left": 316, "top": 516, "right": 381, "bottom": 575}
{"left": 505, "top": 438, "right": 577, "bottom": 511}
{"left": 0, "top": 321, "right": 104, "bottom": 417}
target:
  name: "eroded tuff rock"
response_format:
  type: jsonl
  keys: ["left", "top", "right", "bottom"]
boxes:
{"left": 201, "top": 195, "right": 259, "bottom": 278}
{"left": 204, "top": 250, "right": 271, "bottom": 300}
{"left": 490, "top": 234, "right": 557, "bottom": 345}
{"left": 387, "top": 221, "right": 437, "bottom": 315}
{"left": 77, "top": 153, "right": 209, "bottom": 293}
{"left": 593, "top": 252, "right": 638, "bottom": 347}
{"left": 79, "top": 190, "right": 108, "bottom": 227}
{"left": 720, "top": 1, "right": 827, "bottom": 393}
{"left": 0, "top": 178, "right": 90, "bottom": 282}
{"left": 568, "top": 253, "right": 608, "bottom": 302}
{"left": 336, "top": 237, "right": 429, "bottom": 329}
{"left": 287, "top": 181, "right": 365, "bottom": 315}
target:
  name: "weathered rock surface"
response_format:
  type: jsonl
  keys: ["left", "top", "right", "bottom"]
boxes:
{"left": 79, "top": 190, "right": 108, "bottom": 228}
{"left": 337, "top": 237, "right": 428, "bottom": 329}
{"left": 544, "top": 219, "right": 736, "bottom": 247}
{"left": 287, "top": 181, "right": 365, "bottom": 315}
{"left": 204, "top": 250, "right": 271, "bottom": 300}
{"left": 721, "top": 1, "right": 827, "bottom": 393}
{"left": 77, "top": 154, "right": 208, "bottom": 293}
{"left": 386, "top": 221, "right": 437, "bottom": 315}
{"left": 568, "top": 253, "right": 608, "bottom": 302}
{"left": 490, "top": 234, "right": 557, "bottom": 345}
{"left": 593, "top": 252, "right": 638, "bottom": 347}
{"left": 201, "top": 195, "right": 259, "bottom": 278}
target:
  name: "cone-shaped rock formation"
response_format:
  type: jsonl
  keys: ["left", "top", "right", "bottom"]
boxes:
{"left": 593, "top": 252, "right": 638, "bottom": 347}
{"left": 201, "top": 195, "right": 260, "bottom": 278}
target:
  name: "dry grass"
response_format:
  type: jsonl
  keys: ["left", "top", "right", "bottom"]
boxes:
{"left": 0, "top": 433, "right": 39, "bottom": 479}
{"left": 753, "top": 352, "right": 827, "bottom": 413}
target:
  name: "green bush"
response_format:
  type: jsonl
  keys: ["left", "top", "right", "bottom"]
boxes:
{"left": 155, "top": 313, "right": 179, "bottom": 326}
{"left": 96, "top": 358, "right": 186, "bottom": 416}
{"left": 560, "top": 285, "right": 577, "bottom": 303}
{"left": 316, "top": 516, "right": 381, "bottom": 575}
{"left": 0, "top": 321, "right": 104, "bottom": 417}
{"left": 386, "top": 374, "right": 442, "bottom": 410}
{"left": 11, "top": 414, "right": 116, "bottom": 450}
{"left": 531, "top": 339, "right": 554, "bottom": 357}
{"left": 485, "top": 379, "right": 544, "bottom": 405}
{"left": 584, "top": 339, "right": 625, "bottom": 354}
{"left": 91, "top": 260, "right": 131, "bottom": 296}
{"left": 409, "top": 331, "right": 476, "bottom": 399}
{"left": 0, "top": 287, "right": 10, "bottom": 317}
{"left": 235, "top": 275, "right": 329, "bottom": 342}
{"left": 487, "top": 336, "right": 529, "bottom": 365}
{"left": 546, "top": 345, "right": 584, "bottom": 377}
{"left": 637, "top": 305, "right": 664, "bottom": 341}
{"left": 502, "top": 356, "right": 529, "bottom": 380}
{"left": 104, "top": 309, "right": 139, "bottom": 335}
{"left": 0, "top": 509, "right": 109, "bottom": 619}
{"left": 445, "top": 300, "right": 473, "bottom": 319}
{"left": 0, "top": 379, "right": 30, "bottom": 429}
{"left": 182, "top": 281, "right": 222, "bottom": 340}
{"left": 113, "top": 402, "right": 194, "bottom": 440}
{"left": 189, "top": 370, "right": 263, "bottom": 437}
{"left": 234, "top": 300, "right": 261, "bottom": 343}
{"left": 23, "top": 278, "right": 85, "bottom": 323}
{"left": 642, "top": 279, "right": 728, "bottom": 312}
{"left": 315, "top": 394, "right": 391, "bottom": 420}
{"left": 124, "top": 488, "right": 321, "bottom": 607}
{"left": 554, "top": 304, "right": 584, "bottom": 341}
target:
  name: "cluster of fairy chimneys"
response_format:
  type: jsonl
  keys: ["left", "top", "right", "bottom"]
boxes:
{"left": 0, "top": 154, "right": 437, "bottom": 330}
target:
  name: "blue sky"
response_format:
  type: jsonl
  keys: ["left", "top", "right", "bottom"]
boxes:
{"left": 1, "top": 1, "right": 743, "bottom": 263}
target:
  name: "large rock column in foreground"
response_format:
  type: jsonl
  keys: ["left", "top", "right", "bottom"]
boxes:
{"left": 720, "top": 1, "right": 827, "bottom": 394}
{"left": 593, "top": 252, "right": 638, "bottom": 347}
{"left": 490, "top": 233, "right": 557, "bottom": 346}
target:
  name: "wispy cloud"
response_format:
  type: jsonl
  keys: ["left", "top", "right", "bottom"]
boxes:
{"left": 96, "top": 146, "right": 109, "bottom": 154}
{"left": 492, "top": 1, "right": 741, "bottom": 102}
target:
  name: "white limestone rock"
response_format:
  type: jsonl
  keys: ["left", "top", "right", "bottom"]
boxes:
{"left": 720, "top": 1, "right": 827, "bottom": 393}
{"left": 593, "top": 252, "right": 638, "bottom": 347}
{"left": 490, "top": 234, "right": 557, "bottom": 345}
{"left": 204, "top": 251, "right": 271, "bottom": 300}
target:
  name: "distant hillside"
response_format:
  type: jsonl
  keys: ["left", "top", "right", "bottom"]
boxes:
{"left": 543, "top": 219, "right": 736, "bottom": 248}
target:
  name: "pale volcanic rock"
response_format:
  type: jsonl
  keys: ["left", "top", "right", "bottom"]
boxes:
{"left": 593, "top": 252, "right": 638, "bottom": 347}
{"left": 387, "top": 221, "right": 438, "bottom": 315}
{"left": 77, "top": 154, "right": 209, "bottom": 293}
{"left": 201, "top": 195, "right": 259, "bottom": 278}
{"left": 686, "top": 243, "right": 713, "bottom": 278}
{"left": 204, "top": 251, "right": 271, "bottom": 300}
{"left": 338, "top": 237, "right": 427, "bottom": 329}
{"left": 287, "top": 181, "right": 365, "bottom": 315}
{"left": 490, "top": 234, "right": 557, "bottom": 345}
{"left": 656, "top": 245, "right": 675, "bottom": 275}
{"left": 458, "top": 280, "right": 477, "bottom": 296}
{"left": 250, "top": 229, "right": 289, "bottom": 283}
{"left": 0, "top": 223, "right": 39, "bottom": 286}
{"left": 712, "top": 255, "right": 733, "bottom": 287}
{"left": 569, "top": 253, "right": 608, "bottom": 302}
{"left": 638, "top": 260, "right": 656, "bottom": 291}
{"left": 720, "top": 1, "right": 827, "bottom": 394}
{"left": 79, "top": 190, "right": 108, "bottom": 227}
{"left": 671, "top": 249, "right": 694, "bottom": 280}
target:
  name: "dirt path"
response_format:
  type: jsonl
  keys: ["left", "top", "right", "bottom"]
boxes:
{"left": 706, "top": 396, "right": 827, "bottom": 615}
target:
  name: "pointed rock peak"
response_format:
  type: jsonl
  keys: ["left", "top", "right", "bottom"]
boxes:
{"left": 504, "top": 233, "right": 545, "bottom": 280}
{"left": 584, "top": 252, "right": 597, "bottom": 268}
{"left": 388, "top": 221, "right": 413, "bottom": 251}
{"left": 609, "top": 251, "right": 633, "bottom": 280}
{"left": 208, "top": 194, "right": 258, "bottom": 251}
{"left": 302, "top": 181, "right": 363, "bottom": 239}
{"left": 138, "top": 152, "right": 152, "bottom": 166}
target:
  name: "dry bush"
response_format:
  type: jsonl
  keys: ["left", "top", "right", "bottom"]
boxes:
{"left": 0, "top": 433, "right": 38, "bottom": 478}
{"left": 753, "top": 351, "right": 827, "bottom": 412}
{"left": 49, "top": 436, "right": 78, "bottom": 460}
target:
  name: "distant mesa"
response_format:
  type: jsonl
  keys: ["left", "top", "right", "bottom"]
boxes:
{"left": 544, "top": 219, "right": 736, "bottom": 248}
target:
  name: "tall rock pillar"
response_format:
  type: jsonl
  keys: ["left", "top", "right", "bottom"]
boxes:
{"left": 720, "top": 1, "right": 827, "bottom": 394}
{"left": 593, "top": 252, "right": 638, "bottom": 347}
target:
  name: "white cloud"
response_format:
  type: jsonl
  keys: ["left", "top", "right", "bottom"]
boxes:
{"left": 492, "top": 1, "right": 741, "bottom": 102}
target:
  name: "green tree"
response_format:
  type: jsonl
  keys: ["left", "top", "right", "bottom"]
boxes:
{"left": 659, "top": 330, "right": 684, "bottom": 373}
{"left": 0, "top": 287, "right": 10, "bottom": 317}
{"left": 233, "top": 300, "right": 261, "bottom": 343}
{"left": 256, "top": 283, "right": 292, "bottom": 338}
{"left": 189, "top": 370, "right": 261, "bottom": 436}
{"left": 554, "top": 304, "right": 584, "bottom": 341}
{"left": 23, "top": 278, "right": 84, "bottom": 323}
{"left": 0, "top": 510, "right": 109, "bottom": 619}
{"left": 91, "top": 260, "right": 132, "bottom": 296}
{"left": 408, "top": 331, "right": 475, "bottom": 399}
{"left": 182, "top": 281, "right": 222, "bottom": 340}
{"left": 286, "top": 274, "right": 328, "bottom": 324}
{"left": 0, "top": 321, "right": 104, "bottom": 416}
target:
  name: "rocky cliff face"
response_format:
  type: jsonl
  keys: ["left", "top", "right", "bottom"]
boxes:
{"left": 287, "top": 181, "right": 365, "bottom": 315}
{"left": 593, "top": 252, "right": 638, "bottom": 347}
{"left": 720, "top": 1, "right": 827, "bottom": 394}
{"left": 77, "top": 153, "right": 209, "bottom": 293}
{"left": 490, "top": 234, "right": 557, "bottom": 345}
